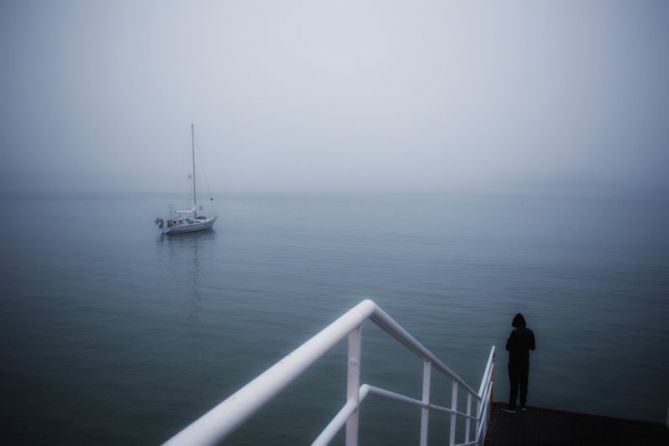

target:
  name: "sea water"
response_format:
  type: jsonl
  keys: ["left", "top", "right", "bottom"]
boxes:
{"left": 1, "top": 193, "right": 668, "bottom": 444}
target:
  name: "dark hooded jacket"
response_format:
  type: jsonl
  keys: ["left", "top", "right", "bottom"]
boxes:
{"left": 505, "top": 313, "right": 535, "bottom": 366}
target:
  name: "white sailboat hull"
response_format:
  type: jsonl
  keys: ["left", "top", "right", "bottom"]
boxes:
{"left": 163, "top": 217, "right": 216, "bottom": 234}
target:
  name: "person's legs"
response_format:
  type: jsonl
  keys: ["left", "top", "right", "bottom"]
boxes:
{"left": 508, "top": 364, "right": 519, "bottom": 409}
{"left": 519, "top": 364, "right": 529, "bottom": 408}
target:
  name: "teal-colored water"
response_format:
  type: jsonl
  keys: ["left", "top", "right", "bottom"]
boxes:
{"left": 2, "top": 193, "right": 668, "bottom": 444}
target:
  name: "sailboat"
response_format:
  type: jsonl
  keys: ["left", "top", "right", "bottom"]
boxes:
{"left": 154, "top": 124, "right": 217, "bottom": 235}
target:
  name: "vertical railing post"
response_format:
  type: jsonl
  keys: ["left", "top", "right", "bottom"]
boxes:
{"left": 419, "top": 361, "right": 431, "bottom": 446}
{"left": 449, "top": 381, "right": 458, "bottom": 446}
{"left": 482, "top": 353, "right": 495, "bottom": 444}
{"left": 465, "top": 393, "right": 472, "bottom": 443}
{"left": 476, "top": 399, "right": 481, "bottom": 446}
{"left": 346, "top": 326, "right": 362, "bottom": 446}
{"left": 483, "top": 381, "right": 492, "bottom": 443}
{"left": 490, "top": 352, "right": 496, "bottom": 404}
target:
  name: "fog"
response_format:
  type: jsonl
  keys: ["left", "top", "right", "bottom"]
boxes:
{"left": 2, "top": 0, "right": 668, "bottom": 197}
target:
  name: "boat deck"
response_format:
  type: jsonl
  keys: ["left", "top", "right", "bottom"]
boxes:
{"left": 485, "top": 402, "right": 669, "bottom": 446}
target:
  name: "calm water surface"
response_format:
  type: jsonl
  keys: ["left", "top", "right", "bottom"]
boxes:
{"left": 2, "top": 193, "right": 668, "bottom": 444}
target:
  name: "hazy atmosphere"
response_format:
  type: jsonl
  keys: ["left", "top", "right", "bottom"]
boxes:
{"left": 2, "top": 0, "right": 668, "bottom": 197}
{"left": 3, "top": 2, "right": 669, "bottom": 444}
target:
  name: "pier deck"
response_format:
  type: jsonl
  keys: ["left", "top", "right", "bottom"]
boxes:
{"left": 485, "top": 402, "right": 669, "bottom": 446}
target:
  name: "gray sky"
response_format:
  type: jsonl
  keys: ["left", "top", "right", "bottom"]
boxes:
{"left": 2, "top": 0, "right": 668, "bottom": 197}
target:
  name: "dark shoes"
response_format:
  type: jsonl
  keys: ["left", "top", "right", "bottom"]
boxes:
{"left": 501, "top": 405, "right": 528, "bottom": 414}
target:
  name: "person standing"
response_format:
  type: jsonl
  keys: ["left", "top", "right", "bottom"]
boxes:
{"left": 503, "top": 313, "right": 536, "bottom": 413}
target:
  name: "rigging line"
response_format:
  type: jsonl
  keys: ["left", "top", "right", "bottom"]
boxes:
{"left": 185, "top": 130, "right": 195, "bottom": 209}
{"left": 194, "top": 130, "right": 218, "bottom": 214}
{"left": 194, "top": 132, "right": 212, "bottom": 198}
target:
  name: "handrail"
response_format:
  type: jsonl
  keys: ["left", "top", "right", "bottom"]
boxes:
{"left": 164, "top": 299, "right": 495, "bottom": 446}
{"left": 369, "top": 304, "right": 481, "bottom": 397}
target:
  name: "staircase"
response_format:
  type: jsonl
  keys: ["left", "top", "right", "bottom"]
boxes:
{"left": 163, "top": 299, "right": 496, "bottom": 445}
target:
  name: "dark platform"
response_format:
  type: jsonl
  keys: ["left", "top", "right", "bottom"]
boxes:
{"left": 485, "top": 402, "right": 669, "bottom": 446}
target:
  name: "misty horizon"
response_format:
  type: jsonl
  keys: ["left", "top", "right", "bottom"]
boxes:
{"left": 2, "top": 1, "right": 668, "bottom": 199}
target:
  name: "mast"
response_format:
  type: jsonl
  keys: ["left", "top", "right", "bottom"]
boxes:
{"left": 191, "top": 123, "right": 197, "bottom": 207}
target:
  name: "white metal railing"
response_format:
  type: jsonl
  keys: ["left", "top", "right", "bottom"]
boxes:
{"left": 164, "top": 299, "right": 496, "bottom": 446}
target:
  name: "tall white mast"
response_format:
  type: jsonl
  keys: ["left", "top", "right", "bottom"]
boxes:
{"left": 191, "top": 123, "right": 197, "bottom": 207}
